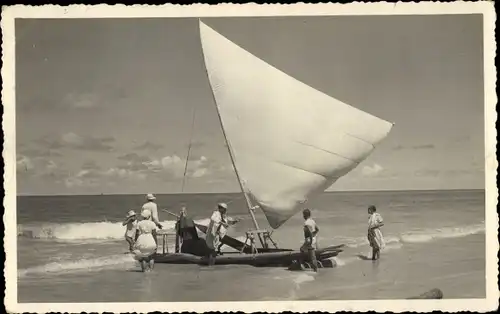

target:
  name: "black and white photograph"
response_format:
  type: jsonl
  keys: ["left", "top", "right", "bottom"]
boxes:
{"left": 3, "top": 2, "right": 498, "bottom": 313}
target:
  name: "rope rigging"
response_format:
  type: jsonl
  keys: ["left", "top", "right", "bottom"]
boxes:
{"left": 180, "top": 108, "right": 197, "bottom": 193}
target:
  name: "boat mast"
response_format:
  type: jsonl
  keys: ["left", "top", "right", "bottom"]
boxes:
{"left": 207, "top": 88, "right": 261, "bottom": 232}
{"left": 208, "top": 83, "right": 268, "bottom": 250}
{"left": 218, "top": 119, "right": 261, "bottom": 231}
{"left": 198, "top": 21, "right": 264, "bottom": 247}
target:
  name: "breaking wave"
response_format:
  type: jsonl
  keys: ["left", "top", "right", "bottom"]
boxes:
{"left": 336, "top": 222, "right": 485, "bottom": 249}
{"left": 18, "top": 254, "right": 138, "bottom": 278}
{"left": 398, "top": 223, "right": 485, "bottom": 243}
{"left": 17, "top": 218, "right": 211, "bottom": 241}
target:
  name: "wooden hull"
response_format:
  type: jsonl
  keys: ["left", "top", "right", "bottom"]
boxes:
{"left": 154, "top": 244, "right": 344, "bottom": 267}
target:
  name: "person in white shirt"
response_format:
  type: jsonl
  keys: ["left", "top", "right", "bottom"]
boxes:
{"left": 141, "top": 194, "right": 162, "bottom": 229}
{"left": 205, "top": 203, "right": 229, "bottom": 266}
{"left": 132, "top": 210, "right": 158, "bottom": 272}
{"left": 367, "top": 205, "right": 385, "bottom": 260}
{"left": 300, "top": 208, "right": 319, "bottom": 272}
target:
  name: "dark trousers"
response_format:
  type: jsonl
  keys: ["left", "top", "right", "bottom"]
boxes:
{"left": 300, "top": 244, "right": 318, "bottom": 271}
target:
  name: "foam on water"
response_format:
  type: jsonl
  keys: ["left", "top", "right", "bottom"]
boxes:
{"left": 17, "top": 218, "right": 211, "bottom": 241}
{"left": 18, "top": 254, "right": 138, "bottom": 278}
{"left": 399, "top": 223, "right": 485, "bottom": 243}
{"left": 327, "top": 223, "right": 484, "bottom": 268}
{"left": 287, "top": 272, "right": 317, "bottom": 299}
{"left": 332, "top": 222, "right": 485, "bottom": 249}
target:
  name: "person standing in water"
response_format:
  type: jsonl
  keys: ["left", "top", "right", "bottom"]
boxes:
{"left": 122, "top": 210, "right": 138, "bottom": 252}
{"left": 205, "top": 203, "right": 229, "bottom": 266}
{"left": 367, "top": 205, "right": 385, "bottom": 260}
{"left": 141, "top": 194, "right": 163, "bottom": 230}
{"left": 133, "top": 209, "right": 159, "bottom": 272}
{"left": 175, "top": 206, "right": 198, "bottom": 251}
{"left": 300, "top": 208, "right": 319, "bottom": 272}
{"left": 174, "top": 206, "right": 186, "bottom": 253}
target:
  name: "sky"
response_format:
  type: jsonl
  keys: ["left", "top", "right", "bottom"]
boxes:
{"left": 15, "top": 15, "right": 485, "bottom": 195}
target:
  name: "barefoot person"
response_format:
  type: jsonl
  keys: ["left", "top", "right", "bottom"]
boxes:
{"left": 205, "top": 203, "right": 229, "bottom": 266}
{"left": 367, "top": 205, "right": 385, "bottom": 260}
{"left": 122, "top": 210, "right": 137, "bottom": 252}
{"left": 133, "top": 210, "right": 159, "bottom": 272}
{"left": 300, "top": 208, "right": 319, "bottom": 272}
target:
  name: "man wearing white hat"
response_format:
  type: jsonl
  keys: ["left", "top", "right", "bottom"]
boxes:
{"left": 141, "top": 193, "right": 162, "bottom": 229}
{"left": 205, "top": 203, "right": 230, "bottom": 266}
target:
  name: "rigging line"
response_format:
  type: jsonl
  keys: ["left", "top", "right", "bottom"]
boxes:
{"left": 181, "top": 108, "right": 197, "bottom": 193}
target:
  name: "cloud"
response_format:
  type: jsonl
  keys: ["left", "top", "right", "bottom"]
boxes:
{"left": 19, "top": 147, "right": 62, "bottom": 158}
{"left": 142, "top": 154, "right": 215, "bottom": 180}
{"left": 112, "top": 153, "right": 214, "bottom": 182}
{"left": 82, "top": 160, "right": 101, "bottom": 171}
{"left": 19, "top": 150, "right": 229, "bottom": 191}
{"left": 17, "top": 154, "right": 70, "bottom": 185}
{"left": 16, "top": 155, "right": 35, "bottom": 172}
{"left": 63, "top": 162, "right": 147, "bottom": 188}
{"left": 103, "top": 168, "right": 147, "bottom": 181}
{"left": 361, "top": 163, "right": 384, "bottom": 177}
{"left": 116, "top": 153, "right": 153, "bottom": 172}
{"left": 188, "top": 141, "right": 206, "bottom": 149}
{"left": 17, "top": 155, "right": 58, "bottom": 173}
{"left": 134, "top": 141, "right": 164, "bottom": 151}
{"left": 64, "top": 174, "right": 101, "bottom": 188}
{"left": 191, "top": 167, "right": 209, "bottom": 178}
{"left": 36, "top": 133, "right": 115, "bottom": 152}
{"left": 118, "top": 153, "right": 151, "bottom": 163}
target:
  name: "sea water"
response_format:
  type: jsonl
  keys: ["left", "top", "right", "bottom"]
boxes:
{"left": 16, "top": 189, "right": 486, "bottom": 302}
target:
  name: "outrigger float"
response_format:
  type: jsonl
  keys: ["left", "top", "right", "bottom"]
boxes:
{"left": 151, "top": 20, "right": 393, "bottom": 270}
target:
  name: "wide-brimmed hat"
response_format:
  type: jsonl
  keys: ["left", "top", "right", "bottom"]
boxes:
{"left": 146, "top": 193, "right": 156, "bottom": 201}
{"left": 218, "top": 202, "right": 228, "bottom": 210}
{"left": 126, "top": 210, "right": 136, "bottom": 218}
{"left": 141, "top": 209, "right": 152, "bottom": 219}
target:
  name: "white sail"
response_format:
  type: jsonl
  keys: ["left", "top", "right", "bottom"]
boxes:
{"left": 199, "top": 21, "right": 394, "bottom": 229}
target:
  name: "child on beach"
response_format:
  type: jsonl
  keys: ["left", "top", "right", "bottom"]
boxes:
{"left": 367, "top": 205, "right": 385, "bottom": 260}
{"left": 122, "top": 210, "right": 138, "bottom": 252}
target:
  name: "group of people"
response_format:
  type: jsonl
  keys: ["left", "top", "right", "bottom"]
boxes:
{"left": 202, "top": 203, "right": 385, "bottom": 271}
{"left": 174, "top": 202, "right": 234, "bottom": 262}
{"left": 122, "top": 193, "right": 385, "bottom": 272}
{"left": 122, "top": 193, "right": 163, "bottom": 272}
{"left": 299, "top": 204, "right": 385, "bottom": 272}
{"left": 122, "top": 194, "right": 235, "bottom": 271}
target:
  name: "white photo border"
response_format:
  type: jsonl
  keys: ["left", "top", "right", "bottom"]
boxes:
{"left": 2, "top": 2, "right": 498, "bottom": 313}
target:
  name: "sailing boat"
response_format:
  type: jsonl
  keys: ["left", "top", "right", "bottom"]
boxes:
{"left": 154, "top": 20, "right": 393, "bottom": 268}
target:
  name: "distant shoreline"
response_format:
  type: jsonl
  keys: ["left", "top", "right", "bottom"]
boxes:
{"left": 16, "top": 188, "right": 485, "bottom": 197}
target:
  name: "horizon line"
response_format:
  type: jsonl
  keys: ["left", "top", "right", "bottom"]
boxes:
{"left": 16, "top": 187, "right": 486, "bottom": 197}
